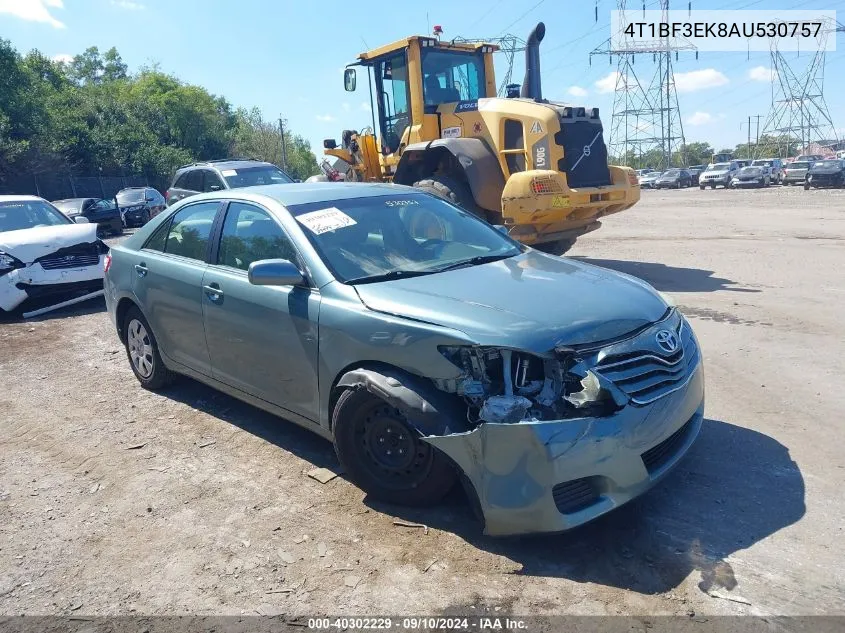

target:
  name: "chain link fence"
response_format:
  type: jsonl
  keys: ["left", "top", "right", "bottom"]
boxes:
{"left": 0, "top": 173, "right": 157, "bottom": 202}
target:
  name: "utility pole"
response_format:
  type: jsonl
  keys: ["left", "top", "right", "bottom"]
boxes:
{"left": 747, "top": 115, "right": 752, "bottom": 158}
{"left": 278, "top": 117, "right": 289, "bottom": 171}
{"left": 755, "top": 114, "right": 762, "bottom": 151}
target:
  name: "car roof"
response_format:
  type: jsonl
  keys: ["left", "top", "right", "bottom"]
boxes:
{"left": 176, "top": 182, "right": 418, "bottom": 207}
{"left": 0, "top": 195, "right": 46, "bottom": 202}
{"left": 177, "top": 159, "right": 275, "bottom": 172}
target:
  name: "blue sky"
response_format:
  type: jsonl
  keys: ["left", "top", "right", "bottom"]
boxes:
{"left": 2, "top": 0, "right": 843, "bottom": 156}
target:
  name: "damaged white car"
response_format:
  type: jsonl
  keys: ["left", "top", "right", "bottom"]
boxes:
{"left": 105, "top": 184, "right": 704, "bottom": 536}
{"left": 0, "top": 196, "right": 107, "bottom": 314}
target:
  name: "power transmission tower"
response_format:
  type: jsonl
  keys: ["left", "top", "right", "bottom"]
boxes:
{"left": 590, "top": 1, "right": 694, "bottom": 169}
{"left": 758, "top": 19, "right": 840, "bottom": 158}
{"left": 451, "top": 34, "right": 526, "bottom": 96}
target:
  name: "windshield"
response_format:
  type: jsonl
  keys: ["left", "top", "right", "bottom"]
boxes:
{"left": 751, "top": 160, "right": 772, "bottom": 167}
{"left": 662, "top": 170, "right": 680, "bottom": 176}
{"left": 117, "top": 189, "right": 145, "bottom": 204}
{"left": 421, "top": 49, "right": 486, "bottom": 108}
{"left": 289, "top": 193, "right": 522, "bottom": 284}
{"left": 789, "top": 162, "right": 810, "bottom": 169}
{"left": 708, "top": 163, "right": 730, "bottom": 171}
{"left": 52, "top": 199, "right": 85, "bottom": 213}
{"left": 223, "top": 166, "right": 293, "bottom": 188}
{"left": 740, "top": 167, "right": 761, "bottom": 174}
{"left": 0, "top": 200, "right": 72, "bottom": 232}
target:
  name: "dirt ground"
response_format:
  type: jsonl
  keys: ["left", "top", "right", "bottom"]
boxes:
{"left": 1, "top": 186, "right": 844, "bottom": 618}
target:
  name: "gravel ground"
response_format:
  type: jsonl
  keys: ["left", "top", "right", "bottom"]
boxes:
{"left": 1, "top": 186, "right": 843, "bottom": 618}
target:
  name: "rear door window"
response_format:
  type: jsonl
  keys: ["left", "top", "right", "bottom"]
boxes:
{"left": 163, "top": 202, "right": 220, "bottom": 261}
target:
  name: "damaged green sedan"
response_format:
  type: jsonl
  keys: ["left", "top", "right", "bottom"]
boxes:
{"left": 105, "top": 183, "right": 704, "bottom": 536}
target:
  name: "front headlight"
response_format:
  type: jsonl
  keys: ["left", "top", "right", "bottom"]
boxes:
{"left": 0, "top": 251, "right": 25, "bottom": 276}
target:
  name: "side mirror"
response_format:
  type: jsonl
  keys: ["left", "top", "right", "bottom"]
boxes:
{"left": 248, "top": 259, "right": 305, "bottom": 287}
{"left": 323, "top": 139, "right": 338, "bottom": 150}
{"left": 343, "top": 68, "right": 357, "bottom": 92}
{"left": 74, "top": 216, "right": 90, "bottom": 224}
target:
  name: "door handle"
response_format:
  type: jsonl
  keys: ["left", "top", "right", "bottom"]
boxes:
{"left": 134, "top": 263, "right": 148, "bottom": 277}
{"left": 203, "top": 284, "right": 224, "bottom": 301}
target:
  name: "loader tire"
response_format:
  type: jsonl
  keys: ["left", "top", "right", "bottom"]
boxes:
{"left": 413, "top": 175, "right": 487, "bottom": 222}
{"left": 534, "top": 239, "right": 576, "bottom": 256}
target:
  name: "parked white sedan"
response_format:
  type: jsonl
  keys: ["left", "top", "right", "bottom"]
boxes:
{"left": 0, "top": 195, "right": 106, "bottom": 313}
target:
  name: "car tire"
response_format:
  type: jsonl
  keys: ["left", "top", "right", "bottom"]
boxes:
{"left": 332, "top": 388, "right": 457, "bottom": 506}
{"left": 804, "top": 184, "right": 810, "bottom": 190}
{"left": 413, "top": 175, "right": 487, "bottom": 222}
{"left": 699, "top": 185, "right": 705, "bottom": 190}
{"left": 123, "top": 306, "right": 176, "bottom": 391}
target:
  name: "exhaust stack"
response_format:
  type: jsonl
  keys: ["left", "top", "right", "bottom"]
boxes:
{"left": 520, "top": 22, "right": 546, "bottom": 101}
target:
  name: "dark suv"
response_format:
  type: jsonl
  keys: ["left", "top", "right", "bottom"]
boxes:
{"left": 166, "top": 159, "right": 294, "bottom": 206}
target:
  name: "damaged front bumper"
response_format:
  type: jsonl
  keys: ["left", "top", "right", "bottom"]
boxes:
{"left": 426, "top": 367, "right": 703, "bottom": 536}
{"left": 0, "top": 258, "right": 105, "bottom": 312}
{"left": 425, "top": 311, "right": 705, "bottom": 537}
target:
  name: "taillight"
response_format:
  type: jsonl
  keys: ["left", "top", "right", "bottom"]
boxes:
{"left": 164, "top": 190, "right": 170, "bottom": 203}
{"left": 104, "top": 253, "right": 112, "bottom": 274}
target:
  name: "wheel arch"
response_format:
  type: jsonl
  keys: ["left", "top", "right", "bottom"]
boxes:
{"left": 115, "top": 296, "right": 142, "bottom": 344}
{"left": 394, "top": 138, "right": 505, "bottom": 212}
{"left": 328, "top": 361, "right": 468, "bottom": 437}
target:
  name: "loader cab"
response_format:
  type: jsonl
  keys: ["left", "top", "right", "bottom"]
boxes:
{"left": 344, "top": 37, "right": 498, "bottom": 161}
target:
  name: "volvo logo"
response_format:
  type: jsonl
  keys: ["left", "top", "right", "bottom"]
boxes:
{"left": 655, "top": 329, "right": 679, "bottom": 353}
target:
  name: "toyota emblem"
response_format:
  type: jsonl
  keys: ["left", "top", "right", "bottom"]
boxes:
{"left": 655, "top": 329, "right": 679, "bottom": 353}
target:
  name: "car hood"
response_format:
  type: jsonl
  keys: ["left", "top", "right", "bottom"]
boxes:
{"left": 0, "top": 224, "right": 99, "bottom": 263}
{"left": 354, "top": 252, "right": 669, "bottom": 352}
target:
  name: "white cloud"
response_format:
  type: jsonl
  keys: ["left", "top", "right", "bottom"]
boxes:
{"left": 567, "top": 85, "right": 588, "bottom": 98}
{"left": 111, "top": 0, "right": 145, "bottom": 9}
{"left": 686, "top": 111, "right": 714, "bottom": 126}
{"left": 341, "top": 103, "right": 351, "bottom": 112}
{"left": 0, "top": 0, "right": 65, "bottom": 28}
{"left": 748, "top": 66, "right": 777, "bottom": 82}
{"left": 52, "top": 53, "right": 73, "bottom": 64}
{"left": 595, "top": 71, "right": 621, "bottom": 94}
{"left": 315, "top": 114, "right": 336, "bottom": 122}
{"left": 360, "top": 102, "right": 372, "bottom": 112}
{"left": 674, "top": 69, "right": 729, "bottom": 93}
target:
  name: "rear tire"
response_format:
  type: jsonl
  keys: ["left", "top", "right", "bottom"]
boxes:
{"left": 332, "top": 388, "right": 457, "bottom": 506}
{"left": 534, "top": 238, "right": 576, "bottom": 255}
{"left": 413, "top": 175, "right": 487, "bottom": 222}
{"left": 699, "top": 185, "right": 705, "bottom": 190}
{"left": 122, "top": 306, "right": 176, "bottom": 391}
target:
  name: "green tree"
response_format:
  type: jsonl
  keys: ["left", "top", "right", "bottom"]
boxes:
{"left": 231, "top": 108, "right": 319, "bottom": 180}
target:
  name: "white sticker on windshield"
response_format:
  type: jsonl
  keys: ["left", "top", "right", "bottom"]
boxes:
{"left": 296, "top": 207, "right": 357, "bottom": 234}
{"left": 221, "top": 169, "right": 237, "bottom": 177}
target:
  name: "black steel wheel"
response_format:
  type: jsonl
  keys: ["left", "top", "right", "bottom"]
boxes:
{"left": 332, "top": 388, "right": 456, "bottom": 506}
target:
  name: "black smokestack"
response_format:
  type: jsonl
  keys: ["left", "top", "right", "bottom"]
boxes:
{"left": 520, "top": 22, "right": 545, "bottom": 101}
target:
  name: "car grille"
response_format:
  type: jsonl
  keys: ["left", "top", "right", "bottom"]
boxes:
{"left": 38, "top": 244, "right": 100, "bottom": 270}
{"left": 594, "top": 320, "right": 699, "bottom": 406}
{"left": 641, "top": 417, "right": 695, "bottom": 474}
{"left": 552, "top": 477, "right": 601, "bottom": 514}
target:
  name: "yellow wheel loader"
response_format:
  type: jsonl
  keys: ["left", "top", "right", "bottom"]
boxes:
{"left": 324, "top": 23, "right": 640, "bottom": 254}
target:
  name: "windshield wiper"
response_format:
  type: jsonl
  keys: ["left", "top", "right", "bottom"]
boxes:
{"left": 346, "top": 269, "right": 436, "bottom": 285}
{"left": 433, "top": 252, "right": 516, "bottom": 273}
